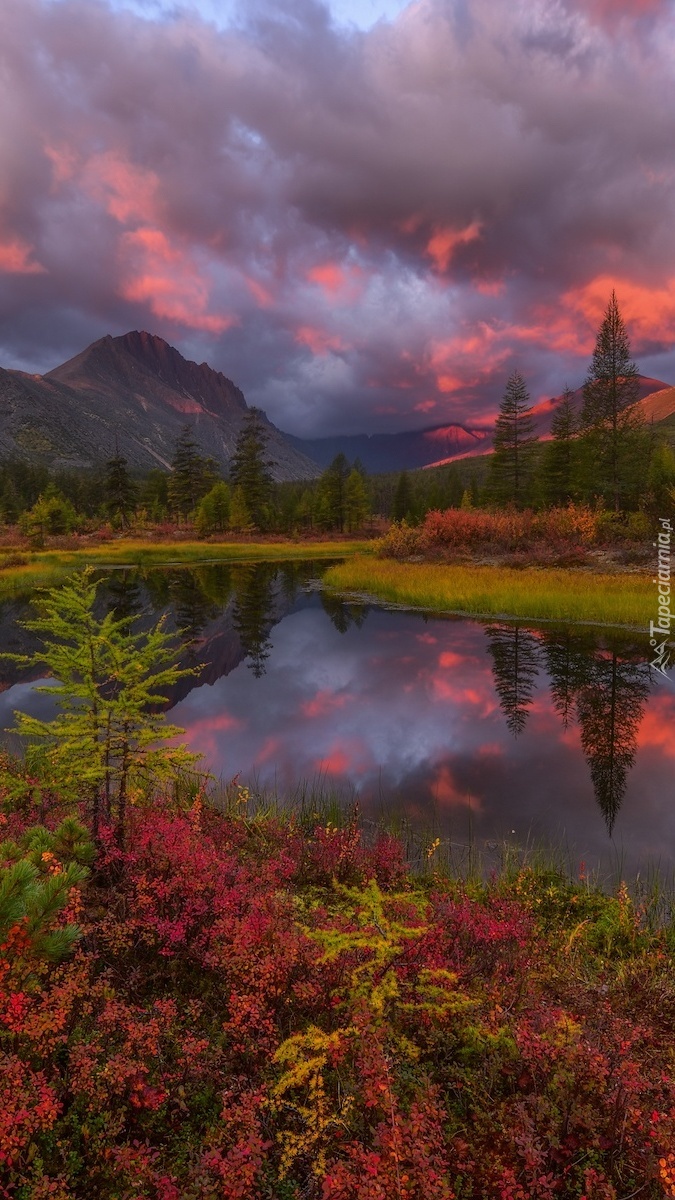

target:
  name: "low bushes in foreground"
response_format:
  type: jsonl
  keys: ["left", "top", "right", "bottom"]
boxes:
{"left": 2, "top": 782, "right": 675, "bottom": 1199}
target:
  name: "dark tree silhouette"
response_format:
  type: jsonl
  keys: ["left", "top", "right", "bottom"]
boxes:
{"left": 580, "top": 290, "right": 644, "bottom": 511}
{"left": 104, "top": 451, "right": 136, "bottom": 528}
{"left": 229, "top": 409, "right": 275, "bottom": 529}
{"left": 489, "top": 371, "right": 538, "bottom": 506}
{"left": 231, "top": 563, "right": 277, "bottom": 677}
{"left": 575, "top": 646, "right": 650, "bottom": 834}
{"left": 485, "top": 624, "right": 541, "bottom": 737}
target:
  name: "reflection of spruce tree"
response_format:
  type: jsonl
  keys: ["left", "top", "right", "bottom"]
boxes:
{"left": 541, "top": 628, "right": 593, "bottom": 729}
{"left": 169, "top": 571, "right": 219, "bottom": 648}
{"left": 320, "top": 591, "right": 368, "bottom": 635}
{"left": 485, "top": 625, "right": 541, "bottom": 737}
{"left": 104, "top": 570, "right": 143, "bottom": 629}
{"left": 575, "top": 648, "right": 650, "bottom": 834}
{"left": 232, "top": 564, "right": 277, "bottom": 677}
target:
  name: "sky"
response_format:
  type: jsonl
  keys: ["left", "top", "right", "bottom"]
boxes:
{"left": 2, "top": 0, "right": 675, "bottom": 437}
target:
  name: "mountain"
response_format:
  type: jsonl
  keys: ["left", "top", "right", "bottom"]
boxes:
{"left": 422, "top": 375, "right": 673, "bottom": 469}
{"left": 0, "top": 331, "right": 318, "bottom": 480}
{"left": 289, "top": 422, "right": 491, "bottom": 474}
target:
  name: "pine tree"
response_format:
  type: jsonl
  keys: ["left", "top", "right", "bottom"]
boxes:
{"left": 392, "top": 471, "right": 412, "bottom": 522}
{"left": 344, "top": 467, "right": 370, "bottom": 532}
{"left": 229, "top": 485, "right": 253, "bottom": 532}
{"left": 4, "top": 570, "right": 200, "bottom": 846}
{"left": 168, "top": 425, "right": 217, "bottom": 520}
{"left": 489, "top": 371, "right": 537, "bottom": 506}
{"left": 540, "top": 386, "right": 577, "bottom": 506}
{"left": 228, "top": 409, "right": 275, "bottom": 530}
{"left": 318, "top": 454, "right": 350, "bottom": 531}
{"left": 195, "top": 481, "right": 231, "bottom": 535}
{"left": 104, "top": 451, "right": 136, "bottom": 528}
{"left": 580, "top": 291, "right": 643, "bottom": 511}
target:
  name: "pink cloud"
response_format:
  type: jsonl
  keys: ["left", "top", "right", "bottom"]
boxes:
{"left": 301, "top": 690, "right": 349, "bottom": 718}
{"left": 295, "top": 325, "right": 346, "bottom": 355}
{"left": 0, "top": 236, "right": 46, "bottom": 275}
{"left": 82, "top": 150, "right": 160, "bottom": 225}
{"left": 120, "top": 228, "right": 235, "bottom": 334}
{"left": 425, "top": 220, "right": 482, "bottom": 273}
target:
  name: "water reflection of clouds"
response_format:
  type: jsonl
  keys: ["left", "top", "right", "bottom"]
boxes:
{"left": 169, "top": 605, "right": 675, "bottom": 873}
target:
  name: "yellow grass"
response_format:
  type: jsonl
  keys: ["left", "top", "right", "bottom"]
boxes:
{"left": 0, "top": 539, "right": 369, "bottom": 599}
{"left": 323, "top": 556, "right": 652, "bottom": 628}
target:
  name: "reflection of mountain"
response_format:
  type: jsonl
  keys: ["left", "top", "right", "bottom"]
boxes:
{"left": 0, "top": 561, "right": 329, "bottom": 704}
{"left": 485, "top": 625, "right": 541, "bottom": 737}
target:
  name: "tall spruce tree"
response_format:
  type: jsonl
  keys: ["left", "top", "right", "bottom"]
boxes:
{"left": 104, "top": 450, "right": 136, "bottom": 528}
{"left": 489, "top": 371, "right": 537, "bottom": 506}
{"left": 228, "top": 408, "right": 275, "bottom": 530}
{"left": 540, "top": 386, "right": 577, "bottom": 506}
{"left": 168, "top": 425, "right": 217, "bottom": 520}
{"left": 318, "top": 453, "right": 350, "bottom": 531}
{"left": 392, "top": 471, "right": 413, "bottom": 522}
{"left": 580, "top": 290, "right": 643, "bottom": 511}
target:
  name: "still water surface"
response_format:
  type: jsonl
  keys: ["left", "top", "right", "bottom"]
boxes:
{"left": 1, "top": 559, "right": 673, "bottom": 875}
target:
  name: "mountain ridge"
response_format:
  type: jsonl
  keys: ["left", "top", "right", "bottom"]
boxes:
{"left": 0, "top": 332, "right": 318, "bottom": 480}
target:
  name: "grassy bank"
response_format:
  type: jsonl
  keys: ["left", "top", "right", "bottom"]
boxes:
{"left": 4, "top": 782, "right": 675, "bottom": 1199}
{"left": 0, "top": 537, "right": 368, "bottom": 598}
{"left": 324, "top": 555, "right": 653, "bottom": 627}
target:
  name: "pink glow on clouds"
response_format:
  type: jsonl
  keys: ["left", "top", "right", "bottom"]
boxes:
{"left": 295, "top": 325, "right": 347, "bottom": 355}
{"left": 0, "top": 237, "right": 46, "bottom": 275}
{"left": 431, "top": 764, "right": 482, "bottom": 811}
{"left": 44, "top": 143, "right": 78, "bottom": 186}
{"left": 413, "top": 399, "right": 437, "bottom": 413}
{"left": 120, "top": 228, "right": 235, "bottom": 334}
{"left": 307, "top": 262, "right": 346, "bottom": 294}
{"left": 245, "top": 276, "right": 275, "bottom": 308}
{"left": 425, "top": 221, "right": 482, "bottom": 273}
{"left": 301, "top": 690, "right": 349, "bottom": 719}
{"left": 82, "top": 151, "right": 160, "bottom": 226}
{"left": 562, "top": 275, "right": 675, "bottom": 349}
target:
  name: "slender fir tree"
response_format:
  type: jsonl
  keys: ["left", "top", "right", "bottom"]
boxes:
{"left": 228, "top": 409, "right": 275, "bottom": 529}
{"left": 489, "top": 371, "right": 537, "bottom": 506}
{"left": 540, "top": 385, "right": 578, "bottom": 505}
{"left": 169, "top": 425, "right": 218, "bottom": 520}
{"left": 104, "top": 450, "right": 136, "bottom": 528}
{"left": 580, "top": 290, "right": 644, "bottom": 511}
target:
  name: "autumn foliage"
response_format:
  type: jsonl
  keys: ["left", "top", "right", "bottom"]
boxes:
{"left": 2, "top": 778, "right": 675, "bottom": 1198}
{"left": 379, "top": 504, "right": 650, "bottom": 560}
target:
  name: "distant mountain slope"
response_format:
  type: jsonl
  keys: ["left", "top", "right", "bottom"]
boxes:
{"left": 289, "top": 423, "right": 491, "bottom": 473}
{"left": 0, "top": 331, "right": 318, "bottom": 480}
{"left": 422, "top": 375, "right": 673, "bottom": 470}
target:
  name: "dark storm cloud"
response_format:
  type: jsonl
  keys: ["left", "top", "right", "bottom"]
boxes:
{"left": 1, "top": 0, "right": 674, "bottom": 433}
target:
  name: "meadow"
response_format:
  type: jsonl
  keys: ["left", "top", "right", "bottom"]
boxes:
{"left": 0, "top": 538, "right": 368, "bottom": 599}
{"left": 324, "top": 556, "right": 653, "bottom": 628}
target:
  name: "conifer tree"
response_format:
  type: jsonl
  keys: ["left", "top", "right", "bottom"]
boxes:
{"left": 318, "top": 453, "right": 350, "bottom": 531}
{"left": 540, "top": 386, "right": 577, "bottom": 505}
{"left": 489, "top": 371, "right": 537, "bottom": 506}
{"left": 392, "top": 471, "right": 412, "bottom": 522}
{"left": 229, "top": 408, "right": 275, "bottom": 529}
{"left": 195, "top": 480, "right": 231, "bottom": 535}
{"left": 4, "top": 570, "right": 200, "bottom": 846}
{"left": 344, "top": 467, "right": 370, "bottom": 531}
{"left": 580, "top": 290, "right": 644, "bottom": 511}
{"left": 104, "top": 450, "right": 136, "bottom": 528}
{"left": 168, "top": 425, "right": 217, "bottom": 520}
{"left": 229, "top": 484, "right": 253, "bottom": 532}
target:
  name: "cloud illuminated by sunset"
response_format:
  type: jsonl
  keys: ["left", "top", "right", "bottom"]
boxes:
{"left": 1, "top": 0, "right": 675, "bottom": 431}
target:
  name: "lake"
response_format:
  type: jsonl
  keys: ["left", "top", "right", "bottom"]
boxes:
{"left": 1, "top": 558, "right": 674, "bottom": 876}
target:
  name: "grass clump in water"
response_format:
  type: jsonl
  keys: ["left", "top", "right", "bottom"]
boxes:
{"left": 324, "top": 556, "right": 652, "bottom": 627}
